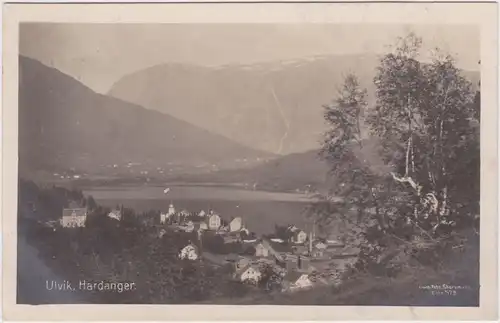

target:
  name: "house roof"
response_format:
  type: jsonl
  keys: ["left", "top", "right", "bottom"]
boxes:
{"left": 230, "top": 217, "right": 242, "bottom": 224}
{"left": 293, "top": 230, "right": 306, "bottom": 237}
{"left": 234, "top": 265, "right": 249, "bottom": 278}
{"left": 62, "top": 208, "right": 87, "bottom": 217}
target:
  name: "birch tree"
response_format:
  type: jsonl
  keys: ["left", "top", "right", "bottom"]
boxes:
{"left": 367, "top": 33, "right": 477, "bottom": 236}
{"left": 319, "top": 74, "right": 374, "bottom": 223}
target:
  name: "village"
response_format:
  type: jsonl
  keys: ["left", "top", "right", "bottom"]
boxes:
{"left": 57, "top": 200, "right": 360, "bottom": 294}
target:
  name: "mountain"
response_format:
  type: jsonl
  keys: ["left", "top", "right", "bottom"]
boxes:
{"left": 172, "top": 137, "right": 390, "bottom": 193}
{"left": 173, "top": 149, "right": 330, "bottom": 192}
{"left": 108, "top": 54, "right": 480, "bottom": 156}
{"left": 18, "top": 56, "right": 274, "bottom": 178}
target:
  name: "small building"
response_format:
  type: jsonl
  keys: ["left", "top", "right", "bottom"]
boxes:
{"left": 160, "top": 212, "right": 170, "bottom": 224}
{"left": 207, "top": 212, "right": 222, "bottom": 231}
{"left": 255, "top": 242, "right": 270, "bottom": 258}
{"left": 291, "top": 230, "right": 308, "bottom": 245}
{"left": 167, "top": 203, "right": 176, "bottom": 217}
{"left": 311, "top": 248, "right": 325, "bottom": 258}
{"left": 198, "top": 210, "right": 207, "bottom": 217}
{"left": 107, "top": 209, "right": 122, "bottom": 221}
{"left": 283, "top": 254, "right": 311, "bottom": 272}
{"left": 314, "top": 241, "right": 327, "bottom": 250}
{"left": 229, "top": 217, "right": 243, "bottom": 232}
{"left": 234, "top": 264, "right": 262, "bottom": 284}
{"left": 282, "top": 271, "right": 313, "bottom": 292}
{"left": 179, "top": 243, "right": 199, "bottom": 260}
{"left": 60, "top": 208, "right": 87, "bottom": 228}
{"left": 298, "top": 256, "right": 311, "bottom": 272}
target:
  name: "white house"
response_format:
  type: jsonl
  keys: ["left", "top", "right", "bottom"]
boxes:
{"left": 108, "top": 209, "right": 122, "bottom": 221}
{"left": 255, "top": 242, "right": 270, "bottom": 257}
{"left": 229, "top": 217, "right": 243, "bottom": 232}
{"left": 160, "top": 212, "right": 170, "bottom": 224}
{"left": 179, "top": 244, "right": 199, "bottom": 260}
{"left": 168, "top": 203, "right": 176, "bottom": 216}
{"left": 60, "top": 208, "right": 87, "bottom": 228}
{"left": 291, "top": 230, "right": 308, "bottom": 244}
{"left": 198, "top": 210, "right": 207, "bottom": 217}
{"left": 234, "top": 264, "right": 262, "bottom": 284}
{"left": 283, "top": 271, "right": 313, "bottom": 292}
{"left": 207, "top": 212, "right": 222, "bottom": 230}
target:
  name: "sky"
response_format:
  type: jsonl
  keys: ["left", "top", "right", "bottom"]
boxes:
{"left": 20, "top": 23, "right": 480, "bottom": 93}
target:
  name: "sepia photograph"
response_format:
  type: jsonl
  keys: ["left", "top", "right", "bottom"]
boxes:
{"left": 2, "top": 2, "right": 498, "bottom": 321}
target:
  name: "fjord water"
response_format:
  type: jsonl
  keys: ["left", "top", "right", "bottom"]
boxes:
{"left": 84, "top": 185, "right": 313, "bottom": 234}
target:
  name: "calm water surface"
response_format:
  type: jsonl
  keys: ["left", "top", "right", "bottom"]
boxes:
{"left": 84, "top": 185, "right": 314, "bottom": 234}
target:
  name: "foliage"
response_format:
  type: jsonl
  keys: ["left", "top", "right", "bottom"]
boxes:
{"left": 258, "top": 264, "right": 284, "bottom": 292}
{"left": 273, "top": 224, "right": 294, "bottom": 242}
{"left": 311, "top": 32, "right": 480, "bottom": 278}
{"left": 18, "top": 180, "right": 252, "bottom": 304}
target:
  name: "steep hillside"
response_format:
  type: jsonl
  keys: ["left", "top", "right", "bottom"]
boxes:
{"left": 108, "top": 54, "right": 480, "bottom": 155}
{"left": 18, "top": 56, "right": 274, "bottom": 178}
{"left": 173, "top": 149, "right": 330, "bottom": 192}
{"left": 172, "top": 137, "right": 389, "bottom": 193}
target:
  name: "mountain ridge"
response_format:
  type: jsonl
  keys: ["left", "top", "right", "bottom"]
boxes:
{"left": 18, "top": 56, "right": 274, "bottom": 178}
{"left": 108, "top": 54, "right": 480, "bottom": 155}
